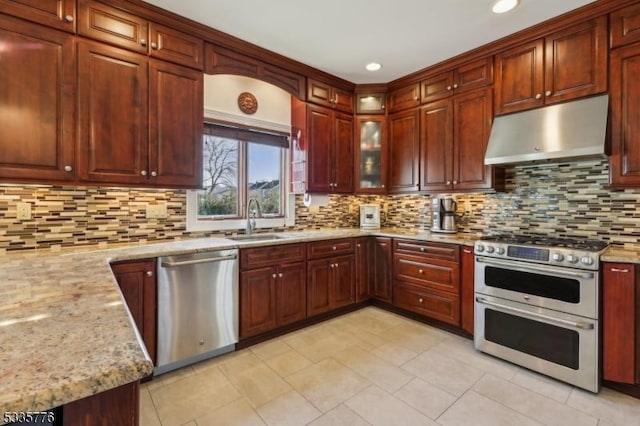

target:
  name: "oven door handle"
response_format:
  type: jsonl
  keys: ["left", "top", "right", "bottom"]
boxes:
{"left": 476, "top": 257, "right": 594, "bottom": 279}
{"left": 475, "top": 296, "right": 595, "bottom": 330}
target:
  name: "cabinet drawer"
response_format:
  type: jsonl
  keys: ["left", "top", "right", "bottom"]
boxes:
{"left": 149, "top": 23, "right": 203, "bottom": 70}
{"left": 240, "top": 243, "right": 306, "bottom": 269}
{"left": 394, "top": 254, "right": 460, "bottom": 294}
{"left": 393, "top": 239, "right": 459, "bottom": 262}
{"left": 308, "top": 238, "right": 355, "bottom": 259}
{"left": 78, "top": 0, "right": 149, "bottom": 53}
{"left": 393, "top": 281, "right": 460, "bottom": 325}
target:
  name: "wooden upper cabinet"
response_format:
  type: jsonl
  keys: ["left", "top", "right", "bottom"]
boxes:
{"left": 149, "top": 23, "right": 203, "bottom": 70}
{"left": 421, "top": 57, "right": 493, "bottom": 104}
{"left": 307, "top": 78, "right": 354, "bottom": 113}
{"left": 78, "top": 0, "right": 149, "bottom": 54}
{"left": 0, "top": 15, "right": 76, "bottom": 182}
{"left": 388, "top": 109, "right": 420, "bottom": 193}
{"left": 0, "top": 0, "right": 76, "bottom": 32}
{"left": 306, "top": 105, "right": 353, "bottom": 193}
{"left": 420, "top": 99, "right": 453, "bottom": 192}
{"left": 544, "top": 17, "right": 607, "bottom": 105}
{"left": 611, "top": 3, "right": 640, "bottom": 48}
{"left": 355, "top": 116, "right": 387, "bottom": 194}
{"left": 78, "top": 0, "right": 203, "bottom": 70}
{"left": 495, "top": 17, "right": 607, "bottom": 115}
{"left": 495, "top": 39, "right": 545, "bottom": 114}
{"left": 387, "top": 83, "right": 420, "bottom": 113}
{"left": 77, "top": 40, "right": 149, "bottom": 185}
{"left": 356, "top": 92, "right": 386, "bottom": 114}
{"left": 610, "top": 42, "right": 640, "bottom": 188}
{"left": 149, "top": 60, "right": 203, "bottom": 188}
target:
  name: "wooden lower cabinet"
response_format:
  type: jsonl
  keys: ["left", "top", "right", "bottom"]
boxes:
{"left": 355, "top": 237, "right": 371, "bottom": 302}
{"left": 239, "top": 244, "right": 307, "bottom": 339}
{"left": 63, "top": 381, "right": 139, "bottom": 426}
{"left": 460, "top": 247, "right": 475, "bottom": 335}
{"left": 110, "top": 259, "right": 157, "bottom": 364}
{"left": 393, "top": 281, "right": 460, "bottom": 325}
{"left": 372, "top": 237, "right": 393, "bottom": 302}
{"left": 392, "top": 239, "right": 461, "bottom": 326}
{"left": 307, "top": 254, "right": 355, "bottom": 316}
{"left": 603, "top": 262, "right": 640, "bottom": 384}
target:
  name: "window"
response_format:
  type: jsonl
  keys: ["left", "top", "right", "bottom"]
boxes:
{"left": 187, "top": 121, "right": 294, "bottom": 231}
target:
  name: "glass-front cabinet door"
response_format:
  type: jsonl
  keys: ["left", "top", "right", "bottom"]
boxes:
{"left": 355, "top": 116, "right": 387, "bottom": 194}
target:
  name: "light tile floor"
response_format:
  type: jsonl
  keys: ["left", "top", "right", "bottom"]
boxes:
{"left": 140, "top": 307, "right": 640, "bottom": 426}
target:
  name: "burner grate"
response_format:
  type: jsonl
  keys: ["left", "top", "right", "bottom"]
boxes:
{"left": 480, "top": 235, "right": 608, "bottom": 252}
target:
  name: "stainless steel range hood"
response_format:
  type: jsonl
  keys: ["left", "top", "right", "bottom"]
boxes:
{"left": 484, "top": 94, "right": 609, "bottom": 166}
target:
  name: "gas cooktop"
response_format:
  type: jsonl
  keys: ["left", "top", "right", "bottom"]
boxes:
{"left": 479, "top": 235, "right": 608, "bottom": 252}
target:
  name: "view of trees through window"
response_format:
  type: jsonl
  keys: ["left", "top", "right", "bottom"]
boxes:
{"left": 198, "top": 133, "right": 283, "bottom": 218}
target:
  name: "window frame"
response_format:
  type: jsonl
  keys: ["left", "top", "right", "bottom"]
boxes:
{"left": 187, "top": 113, "right": 295, "bottom": 232}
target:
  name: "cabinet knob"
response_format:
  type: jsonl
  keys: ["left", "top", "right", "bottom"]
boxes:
{"left": 418, "top": 269, "right": 424, "bottom": 274}
{"left": 151, "top": 171, "right": 157, "bottom": 177}
{"left": 446, "top": 180, "right": 451, "bottom": 185}
{"left": 545, "top": 90, "right": 552, "bottom": 97}
{"left": 381, "top": 104, "right": 385, "bottom": 110}
{"left": 332, "top": 246, "right": 337, "bottom": 250}
{"left": 334, "top": 263, "right": 339, "bottom": 268}
{"left": 64, "top": 165, "right": 73, "bottom": 172}
{"left": 335, "top": 94, "right": 339, "bottom": 104}
{"left": 278, "top": 273, "right": 283, "bottom": 278}
{"left": 141, "top": 39, "right": 148, "bottom": 47}
{"left": 146, "top": 271, "right": 153, "bottom": 277}
{"left": 141, "top": 170, "right": 147, "bottom": 176}
{"left": 535, "top": 93, "right": 542, "bottom": 100}
{"left": 453, "top": 84, "right": 458, "bottom": 89}
{"left": 381, "top": 184, "right": 385, "bottom": 188}
{"left": 272, "top": 273, "right": 277, "bottom": 278}
{"left": 420, "top": 247, "right": 425, "bottom": 252}
{"left": 453, "top": 180, "right": 458, "bottom": 185}
{"left": 330, "top": 264, "right": 335, "bottom": 268}
{"left": 64, "top": 15, "right": 74, "bottom": 23}
{"left": 418, "top": 298, "right": 424, "bottom": 303}
{"left": 151, "top": 42, "right": 158, "bottom": 49}
{"left": 357, "top": 244, "right": 361, "bottom": 247}
{"left": 446, "top": 86, "right": 452, "bottom": 91}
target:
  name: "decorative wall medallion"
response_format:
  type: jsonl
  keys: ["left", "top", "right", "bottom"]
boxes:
{"left": 237, "top": 92, "right": 258, "bottom": 114}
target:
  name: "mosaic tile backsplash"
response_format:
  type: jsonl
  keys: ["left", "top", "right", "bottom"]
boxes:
{"left": 1, "top": 159, "right": 640, "bottom": 252}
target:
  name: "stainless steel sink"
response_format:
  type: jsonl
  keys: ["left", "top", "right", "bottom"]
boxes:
{"left": 227, "top": 234, "right": 288, "bottom": 242}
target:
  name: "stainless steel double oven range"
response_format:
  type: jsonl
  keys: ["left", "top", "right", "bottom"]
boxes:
{"left": 474, "top": 235, "right": 608, "bottom": 393}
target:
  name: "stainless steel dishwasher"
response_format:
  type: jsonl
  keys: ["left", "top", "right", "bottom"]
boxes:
{"left": 155, "top": 249, "right": 238, "bottom": 375}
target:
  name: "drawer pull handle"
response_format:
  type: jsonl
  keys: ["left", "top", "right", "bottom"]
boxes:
{"left": 463, "top": 249, "right": 472, "bottom": 254}
{"left": 610, "top": 268, "right": 629, "bottom": 273}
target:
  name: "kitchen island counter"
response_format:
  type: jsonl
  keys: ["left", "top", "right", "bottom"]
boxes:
{"left": 0, "top": 227, "right": 477, "bottom": 415}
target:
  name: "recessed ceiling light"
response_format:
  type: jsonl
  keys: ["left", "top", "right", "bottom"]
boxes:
{"left": 492, "top": 0, "right": 519, "bottom": 14}
{"left": 365, "top": 62, "right": 382, "bottom": 72}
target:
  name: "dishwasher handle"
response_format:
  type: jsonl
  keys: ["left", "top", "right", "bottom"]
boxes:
{"left": 161, "top": 254, "right": 237, "bottom": 268}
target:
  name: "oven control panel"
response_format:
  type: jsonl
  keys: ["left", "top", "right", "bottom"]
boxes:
{"left": 475, "top": 241, "right": 600, "bottom": 270}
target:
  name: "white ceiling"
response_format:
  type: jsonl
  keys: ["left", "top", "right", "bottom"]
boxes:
{"left": 143, "top": 0, "right": 596, "bottom": 84}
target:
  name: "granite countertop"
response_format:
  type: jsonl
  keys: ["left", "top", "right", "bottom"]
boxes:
{"left": 601, "top": 245, "right": 640, "bottom": 264}
{"left": 0, "top": 227, "right": 477, "bottom": 415}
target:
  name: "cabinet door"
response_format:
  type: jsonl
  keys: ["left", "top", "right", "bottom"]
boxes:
{"left": 610, "top": 42, "right": 640, "bottom": 188}
{"left": 420, "top": 99, "right": 453, "bottom": 192}
{"left": 494, "top": 39, "right": 544, "bottom": 115}
{"left": 454, "top": 57, "right": 493, "bottom": 93}
{"left": 77, "top": 40, "right": 149, "bottom": 184}
{"left": 356, "top": 116, "right": 386, "bottom": 193}
{"left": 111, "top": 259, "right": 157, "bottom": 364}
{"left": 0, "top": 0, "right": 76, "bottom": 32}
{"left": 240, "top": 267, "right": 277, "bottom": 338}
{"left": 149, "top": 22, "right": 204, "bottom": 70}
{"left": 332, "top": 254, "right": 355, "bottom": 309}
{"left": 602, "top": 263, "right": 639, "bottom": 384}
{"left": 453, "top": 88, "right": 493, "bottom": 191}
{"left": 421, "top": 71, "right": 454, "bottom": 103}
{"left": 544, "top": 17, "right": 607, "bottom": 105}
{"left": 393, "top": 281, "right": 460, "bottom": 326}
{"left": 333, "top": 112, "right": 354, "bottom": 193}
{"left": 388, "top": 109, "right": 420, "bottom": 193}
{"left": 387, "top": 83, "right": 420, "bottom": 113}
{"left": 355, "top": 238, "right": 371, "bottom": 302}
{"left": 307, "top": 105, "right": 333, "bottom": 193}
{"left": 373, "top": 237, "right": 392, "bottom": 302}
{"left": 77, "top": 0, "right": 149, "bottom": 54}
{"left": 611, "top": 3, "right": 640, "bottom": 48}
{"left": 307, "top": 259, "right": 332, "bottom": 316}
{"left": 276, "top": 262, "right": 307, "bottom": 326}
{"left": 460, "top": 247, "right": 475, "bottom": 335}
{"left": 356, "top": 93, "right": 386, "bottom": 114}
{"left": 307, "top": 79, "right": 334, "bottom": 109}
{"left": 0, "top": 16, "right": 75, "bottom": 182}
{"left": 333, "top": 87, "right": 354, "bottom": 114}
{"left": 149, "top": 59, "right": 203, "bottom": 188}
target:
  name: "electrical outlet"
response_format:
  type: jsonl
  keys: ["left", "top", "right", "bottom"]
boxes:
{"left": 146, "top": 203, "right": 167, "bottom": 219}
{"left": 16, "top": 202, "right": 32, "bottom": 220}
